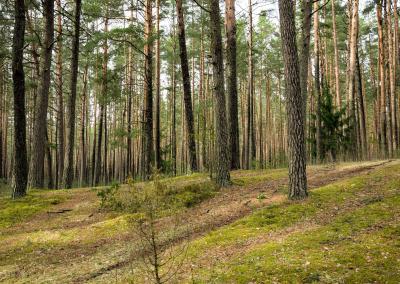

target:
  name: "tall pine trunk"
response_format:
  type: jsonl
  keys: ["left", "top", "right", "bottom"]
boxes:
{"left": 29, "top": 0, "right": 54, "bottom": 189}
{"left": 278, "top": 0, "right": 308, "bottom": 199}
{"left": 12, "top": 0, "right": 28, "bottom": 198}
{"left": 225, "top": 0, "right": 240, "bottom": 169}
{"left": 331, "top": 0, "right": 341, "bottom": 108}
{"left": 209, "top": 0, "right": 230, "bottom": 186}
{"left": 154, "top": 0, "right": 162, "bottom": 170}
{"left": 176, "top": 0, "right": 198, "bottom": 172}
{"left": 143, "top": 0, "right": 153, "bottom": 179}
{"left": 55, "top": 0, "right": 64, "bottom": 189}
{"left": 299, "top": 0, "right": 312, "bottom": 116}
{"left": 63, "top": 0, "right": 82, "bottom": 188}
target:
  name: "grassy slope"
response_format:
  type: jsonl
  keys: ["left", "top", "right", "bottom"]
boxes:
{"left": 182, "top": 163, "right": 400, "bottom": 283}
{"left": 0, "top": 161, "right": 399, "bottom": 283}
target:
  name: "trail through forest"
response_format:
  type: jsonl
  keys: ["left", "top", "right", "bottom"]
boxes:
{"left": 0, "top": 160, "right": 396, "bottom": 283}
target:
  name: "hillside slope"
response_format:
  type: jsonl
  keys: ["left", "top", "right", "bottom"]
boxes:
{"left": 0, "top": 160, "right": 399, "bottom": 283}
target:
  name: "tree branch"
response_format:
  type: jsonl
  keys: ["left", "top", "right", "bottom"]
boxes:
{"left": 191, "top": 0, "right": 211, "bottom": 13}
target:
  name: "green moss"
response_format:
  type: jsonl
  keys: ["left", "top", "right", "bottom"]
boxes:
{"left": 0, "top": 191, "right": 65, "bottom": 229}
{"left": 196, "top": 195, "right": 400, "bottom": 283}
{"left": 188, "top": 164, "right": 400, "bottom": 283}
{"left": 166, "top": 182, "right": 218, "bottom": 208}
{"left": 188, "top": 176, "right": 368, "bottom": 254}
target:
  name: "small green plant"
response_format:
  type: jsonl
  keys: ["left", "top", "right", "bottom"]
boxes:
{"left": 128, "top": 170, "right": 189, "bottom": 284}
{"left": 257, "top": 193, "right": 266, "bottom": 200}
{"left": 94, "top": 182, "right": 122, "bottom": 210}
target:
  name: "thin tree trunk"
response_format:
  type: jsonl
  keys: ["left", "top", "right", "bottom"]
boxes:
{"left": 331, "top": 0, "right": 341, "bottom": 108}
{"left": 299, "top": 0, "right": 312, "bottom": 116}
{"left": 143, "top": 0, "right": 153, "bottom": 179}
{"left": 246, "top": 0, "right": 256, "bottom": 168}
{"left": 63, "top": 0, "right": 82, "bottom": 188}
{"left": 154, "top": 0, "right": 162, "bottom": 170}
{"left": 314, "top": 1, "right": 322, "bottom": 162}
{"left": 55, "top": 0, "right": 64, "bottom": 189}
{"left": 80, "top": 63, "right": 88, "bottom": 186}
{"left": 45, "top": 132, "right": 53, "bottom": 188}
{"left": 377, "top": 0, "right": 387, "bottom": 155}
{"left": 356, "top": 50, "right": 367, "bottom": 158}
{"left": 225, "top": 0, "right": 240, "bottom": 169}
{"left": 176, "top": 0, "right": 198, "bottom": 172}
{"left": 95, "top": 18, "right": 108, "bottom": 185}
{"left": 347, "top": 0, "right": 359, "bottom": 158}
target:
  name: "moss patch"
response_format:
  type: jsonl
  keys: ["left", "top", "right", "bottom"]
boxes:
{"left": 186, "top": 163, "right": 400, "bottom": 283}
{"left": 0, "top": 191, "right": 65, "bottom": 229}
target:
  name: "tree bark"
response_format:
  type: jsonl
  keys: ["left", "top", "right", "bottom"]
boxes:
{"left": 63, "top": 0, "right": 82, "bottom": 188}
{"left": 12, "top": 0, "right": 28, "bottom": 198}
{"left": 246, "top": 0, "right": 256, "bottom": 168}
{"left": 377, "top": 1, "right": 387, "bottom": 155}
{"left": 94, "top": 18, "right": 108, "bottom": 185}
{"left": 299, "top": 0, "right": 312, "bottom": 116}
{"left": 278, "top": 0, "right": 308, "bottom": 199}
{"left": 143, "top": 0, "right": 153, "bottom": 179}
{"left": 331, "top": 0, "right": 341, "bottom": 108}
{"left": 314, "top": 1, "right": 322, "bottom": 162}
{"left": 176, "top": 0, "right": 198, "bottom": 172}
{"left": 347, "top": 0, "right": 359, "bottom": 157}
{"left": 154, "top": 0, "right": 162, "bottom": 170}
{"left": 55, "top": 0, "right": 64, "bottom": 189}
{"left": 225, "top": 0, "right": 240, "bottom": 169}
{"left": 209, "top": 0, "right": 230, "bottom": 186}
{"left": 29, "top": 0, "right": 54, "bottom": 189}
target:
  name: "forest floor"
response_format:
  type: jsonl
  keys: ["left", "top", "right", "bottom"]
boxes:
{"left": 0, "top": 160, "right": 399, "bottom": 283}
